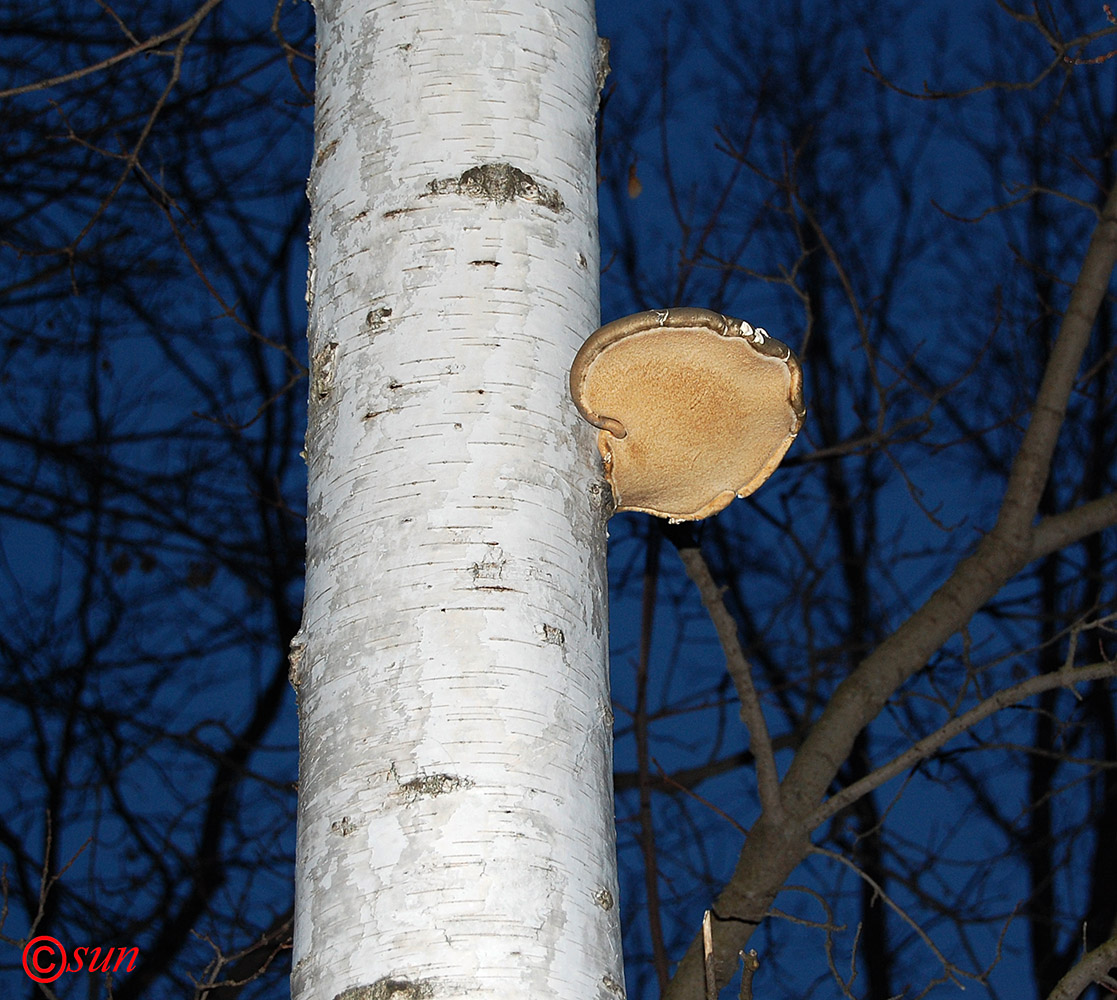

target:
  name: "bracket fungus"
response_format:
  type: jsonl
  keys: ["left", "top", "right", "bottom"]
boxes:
{"left": 569, "top": 307, "right": 805, "bottom": 522}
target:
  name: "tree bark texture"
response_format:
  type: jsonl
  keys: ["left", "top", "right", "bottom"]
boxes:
{"left": 291, "top": 2, "right": 620, "bottom": 998}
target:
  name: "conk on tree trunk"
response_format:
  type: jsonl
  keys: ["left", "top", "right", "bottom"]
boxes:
{"left": 569, "top": 307, "right": 804, "bottom": 522}
{"left": 291, "top": 2, "right": 622, "bottom": 999}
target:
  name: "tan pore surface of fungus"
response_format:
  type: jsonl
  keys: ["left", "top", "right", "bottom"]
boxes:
{"left": 569, "top": 307, "right": 805, "bottom": 522}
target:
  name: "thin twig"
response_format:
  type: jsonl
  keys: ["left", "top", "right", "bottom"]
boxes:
{"left": 808, "top": 660, "right": 1117, "bottom": 828}
{"left": 811, "top": 845, "right": 972, "bottom": 988}
{"left": 738, "top": 949, "right": 759, "bottom": 1000}
{"left": 0, "top": 0, "right": 225, "bottom": 99}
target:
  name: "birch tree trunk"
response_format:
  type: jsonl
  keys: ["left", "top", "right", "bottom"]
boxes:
{"left": 290, "top": 2, "right": 620, "bottom": 999}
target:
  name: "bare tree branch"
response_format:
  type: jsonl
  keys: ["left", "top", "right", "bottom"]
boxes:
{"left": 669, "top": 532, "right": 785, "bottom": 822}
{"left": 808, "top": 659, "right": 1117, "bottom": 828}
{"left": 0, "top": 0, "right": 225, "bottom": 99}
{"left": 1044, "top": 932, "right": 1117, "bottom": 1000}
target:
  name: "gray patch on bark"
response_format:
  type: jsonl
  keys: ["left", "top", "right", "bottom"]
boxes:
{"left": 595, "top": 37, "right": 611, "bottom": 103}
{"left": 287, "top": 636, "right": 306, "bottom": 690}
{"left": 365, "top": 305, "right": 392, "bottom": 332}
{"left": 427, "top": 162, "right": 565, "bottom": 212}
{"left": 333, "top": 980, "right": 434, "bottom": 1000}
{"left": 600, "top": 973, "right": 625, "bottom": 998}
{"left": 588, "top": 478, "right": 616, "bottom": 523}
{"left": 329, "top": 816, "right": 357, "bottom": 836}
{"left": 600, "top": 700, "right": 614, "bottom": 731}
{"left": 398, "top": 773, "right": 470, "bottom": 799}
{"left": 390, "top": 763, "right": 473, "bottom": 801}
{"left": 311, "top": 342, "right": 339, "bottom": 400}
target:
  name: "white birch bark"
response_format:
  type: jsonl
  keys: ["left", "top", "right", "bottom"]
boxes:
{"left": 291, "top": 2, "right": 620, "bottom": 999}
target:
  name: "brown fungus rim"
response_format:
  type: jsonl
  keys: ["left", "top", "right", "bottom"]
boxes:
{"left": 570, "top": 307, "right": 805, "bottom": 434}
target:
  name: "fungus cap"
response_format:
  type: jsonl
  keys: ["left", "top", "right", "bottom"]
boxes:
{"left": 570, "top": 308, "right": 805, "bottom": 521}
